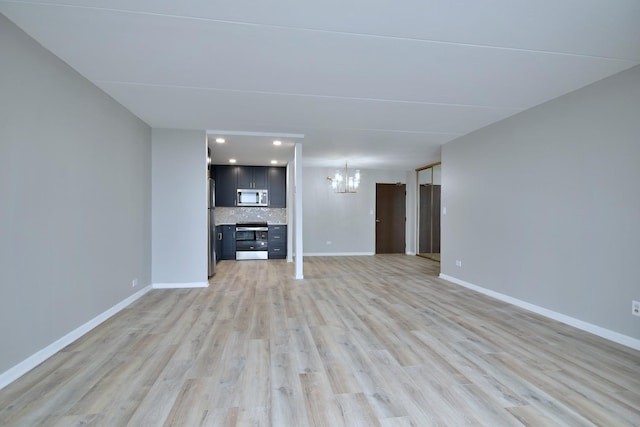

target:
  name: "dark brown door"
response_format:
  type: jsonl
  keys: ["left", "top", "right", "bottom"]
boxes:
{"left": 376, "top": 183, "right": 406, "bottom": 253}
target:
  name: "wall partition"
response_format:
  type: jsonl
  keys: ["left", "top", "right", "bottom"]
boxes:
{"left": 417, "top": 162, "right": 441, "bottom": 261}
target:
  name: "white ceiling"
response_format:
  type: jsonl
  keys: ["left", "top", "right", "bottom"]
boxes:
{"left": 2, "top": 0, "right": 639, "bottom": 169}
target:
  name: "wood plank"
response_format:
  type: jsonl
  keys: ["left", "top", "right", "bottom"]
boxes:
{"left": 299, "top": 372, "right": 345, "bottom": 427}
{"left": 309, "top": 325, "right": 361, "bottom": 394}
{"left": 270, "top": 352, "right": 310, "bottom": 427}
{"left": 126, "top": 359, "right": 192, "bottom": 426}
{"left": 335, "top": 392, "right": 382, "bottom": 427}
{"left": 163, "top": 378, "right": 211, "bottom": 426}
{"left": 288, "top": 316, "right": 325, "bottom": 374}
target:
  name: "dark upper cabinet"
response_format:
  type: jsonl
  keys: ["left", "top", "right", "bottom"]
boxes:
{"left": 214, "top": 166, "right": 238, "bottom": 207}
{"left": 214, "top": 165, "right": 285, "bottom": 207}
{"left": 268, "top": 167, "right": 286, "bottom": 208}
{"left": 237, "top": 166, "right": 267, "bottom": 189}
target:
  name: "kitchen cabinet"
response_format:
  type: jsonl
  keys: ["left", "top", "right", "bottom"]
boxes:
{"left": 237, "top": 166, "right": 267, "bottom": 189}
{"left": 268, "top": 167, "right": 286, "bottom": 208}
{"left": 214, "top": 165, "right": 286, "bottom": 208}
{"left": 214, "top": 166, "right": 237, "bottom": 207}
{"left": 268, "top": 225, "right": 287, "bottom": 259}
{"left": 218, "top": 225, "right": 236, "bottom": 260}
{"left": 215, "top": 225, "right": 222, "bottom": 261}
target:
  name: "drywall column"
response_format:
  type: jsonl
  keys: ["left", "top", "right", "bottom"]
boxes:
{"left": 294, "top": 142, "right": 304, "bottom": 279}
{"left": 286, "top": 163, "right": 294, "bottom": 263}
{"left": 152, "top": 129, "right": 208, "bottom": 287}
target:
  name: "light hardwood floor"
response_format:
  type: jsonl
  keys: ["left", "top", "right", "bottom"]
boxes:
{"left": 1, "top": 256, "right": 639, "bottom": 426}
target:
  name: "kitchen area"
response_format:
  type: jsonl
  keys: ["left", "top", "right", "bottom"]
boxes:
{"left": 151, "top": 129, "right": 301, "bottom": 288}
{"left": 208, "top": 148, "right": 289, "bottom": 277}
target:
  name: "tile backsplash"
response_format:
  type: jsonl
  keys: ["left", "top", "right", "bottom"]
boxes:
{"left": 215, "top": 207, "right": 287, "bottom": 225}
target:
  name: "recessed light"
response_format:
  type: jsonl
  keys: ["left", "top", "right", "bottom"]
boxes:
{"left": 270, "top": 160, "right": 278, "bottom": 164}
{"left": 273, "top": 140, "right": 282, "bottom": 146}
{"left": 215, "top": 138, "right": 225, "bottom": 143}
{"left": 229, "top": 158, "right": 237, "bottom": 164}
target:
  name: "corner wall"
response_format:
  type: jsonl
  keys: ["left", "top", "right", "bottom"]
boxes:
{"left": 151, "top": 129, "right": 207, "bottom": 287}
{"left": 441, "top": 65, "right": 640, "bottom": 342}
{"left": 0, "top": 15, "right": 152, "bottom": 374}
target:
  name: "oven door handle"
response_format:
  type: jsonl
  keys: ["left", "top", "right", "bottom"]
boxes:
{"left": 236, "top": 227, "right": 268, "bottom": 231}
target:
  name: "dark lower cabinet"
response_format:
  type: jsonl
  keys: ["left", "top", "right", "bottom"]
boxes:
{"left": 218, "top": 225, "right": 236, "bottom": 260}
{"left": 217, "top": 224, "right": 284, "bottom": 260}
{"left": 215, "top": 226, "right": 222, "bottom": 261}
{"left": 268, "top": 225, "right": 287, "bottom": 259}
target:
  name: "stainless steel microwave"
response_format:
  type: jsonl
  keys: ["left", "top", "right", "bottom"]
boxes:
{"left": 237, "top": 189, "right": 268, "bottom": 206}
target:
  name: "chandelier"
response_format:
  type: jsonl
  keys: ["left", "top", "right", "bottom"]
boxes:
{"left": 326, "top": 163, "right": 361, "bottom": 193}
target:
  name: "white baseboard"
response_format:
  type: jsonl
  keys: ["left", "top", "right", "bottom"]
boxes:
{"left": 439, "top": 274, "right": 640, "bottom": 351}
{"left": 152, "top": 281, "right": 208, "bottom": 289}
{"left": 0, "top": 285, "right": 153, "bottom": 390}
{"left": 304, "top": 252, "right": 375, "bottom": 257}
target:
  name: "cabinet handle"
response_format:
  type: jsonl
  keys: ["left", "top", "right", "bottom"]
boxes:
{"left": 218, "top": 233, "right": 222, "bottom": 240}
{"left": 273, "top": 248, "right": 280, "bottom": 252}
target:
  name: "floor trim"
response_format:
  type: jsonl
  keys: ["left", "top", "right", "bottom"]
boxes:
{"left": 439, "top": 273, "right": 640, "bottom": 351}
{"left": 304, "top": 252, "right": 375, "bottom": 257}
{"left": 152, "top": 282, "right": 208, "bottom": 289}
{"left": 0, "top": 285, "right": 153, "bottom": 390}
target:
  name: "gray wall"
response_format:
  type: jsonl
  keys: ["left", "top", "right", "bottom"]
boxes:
{"left": 441, "top": 65, "right": 640, "bottom": 340}
{"left": 303, "top": 167, "right": 416, "bottom": 255}
{"left": 151, "top": 129, "right": 207, "bottom": 285}
{"left": 0, "top": 15, "right": 152, "bottom": 373}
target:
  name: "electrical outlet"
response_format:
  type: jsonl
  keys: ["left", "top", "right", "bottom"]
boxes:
{"left": 632, "top": 300, "right": 640, "bottom": 317}
{"left": 455, "top": 260, "right": 462, "bottom": 267}
{"left": 132, "top": 278, "right": 138, "bottom": 288}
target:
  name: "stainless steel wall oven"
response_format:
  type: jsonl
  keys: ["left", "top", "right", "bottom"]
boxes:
{"left": 235, "top": 222, "right": 268, "bottom": 260}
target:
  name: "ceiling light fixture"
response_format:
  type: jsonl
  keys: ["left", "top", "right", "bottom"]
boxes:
{"left": 215, "top": 138, "right": 225, "bottom": 143}
{"left": 229, "top": 158, "right": 237, "bottom": 164}
{"left": 326, "top": 163, "right": 360, "bottom": 193}
{"left": 270, "top": 160, "right": 278, "bottom": 164}
{"left": 273, "top": 140, "right": 282, "bottom": 146}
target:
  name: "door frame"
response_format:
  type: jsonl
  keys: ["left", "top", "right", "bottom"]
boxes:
{"left": 375, "top": 183, "right": 407, "bottom": 254}
{"left": 416, "top": 161, "right": 441, "bottom": 262}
